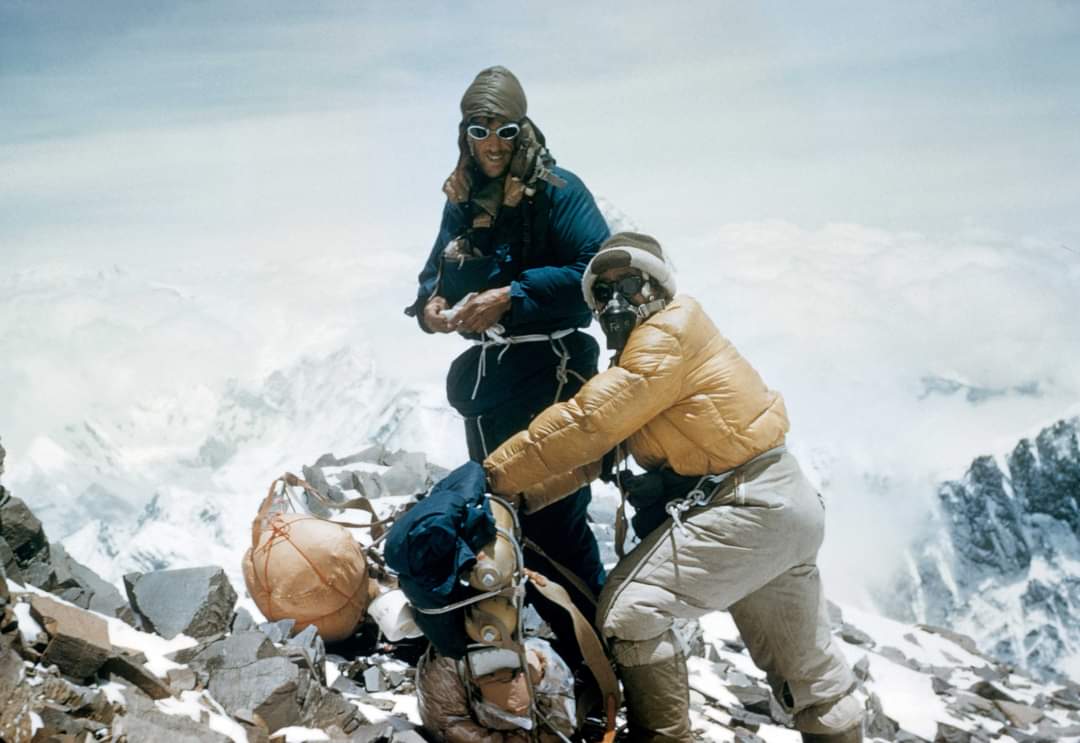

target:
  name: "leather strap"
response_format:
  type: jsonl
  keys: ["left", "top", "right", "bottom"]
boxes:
{"left": 526, "top": 569, "right": 620, "bottom": 739}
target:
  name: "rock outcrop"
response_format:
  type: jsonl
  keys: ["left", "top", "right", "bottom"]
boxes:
{"left": 885, "top": 416, "right": 1080, "bottom": 681}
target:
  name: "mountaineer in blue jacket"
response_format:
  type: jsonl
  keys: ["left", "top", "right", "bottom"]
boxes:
{"left": 405, "top": 65, "right": 609, "bottom": 657}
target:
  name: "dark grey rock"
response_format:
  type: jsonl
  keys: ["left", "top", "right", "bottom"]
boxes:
{"left": 732, "top": 729, "right": 767, "bottom": 743}
{"left": 363, "top": 665, "right": 383, "bottom": 692}
{"left": 350, "top": 470, "right": 388, "bottom": 499}
{"left": 931, "top": 675, "right": 952, "bottom": 695}
{"left": 331, "top": 674, "right": 366, "bottom": 696}
{"left": 1008, "top": 420, "right": 1080, "bottom": 534}
{"left": 188, "top": 631, "right": 280, "bottom": 685}
{"left": 314, "top": 452, "right": 341, "bottom": 467}
{"left": 209, "top": 655, "right": 303, "bottom": 732}
{"left": 231, "top": 606, "right": 258, "bottom": 633}
{"left": 729, "top": 683, "right": 772, "bottom": 715}
{"left": 0, "top": 496, "right": 49, "bottom": 569}
{"left": 865, "top": 692, "right": 900, "bottom": 739}
{"left": 853, "top": 655, "right": 871, "bottom": 683}
{"left": 286, "top": 624, "right": 326, "bottom": 683}
{"left": 259, "top": 618, "right": 296, "bottom": 643}
{"left": 936, "top": 722, "right": 973, "bottom": 743}
{"left": 165, "top": 633, "right": 226, "bottom": 664}
{"left": 337, "top": 721, "right": 395, "bottom": 743}
{"left": 35, "top": 674, "right": 108, "bottom": 719}
{"left": 340, "top": 445, "right": 388, "bottom": 467}
{"left": 166, "top": 666, "right": 198, "bottom": 692}
{"left": 20, "top": 554, "right": 58, "bottom": 590}
{"left": 50, "top": 542, "right": 135, "bottom": 624}
{"left": 37, "top": 703, "right": 105, "bottom": 738}
{"left": 380, "top": 453, "right": 430, "bottom": 496}
{"left": 938, "top": 456, "right": 1031, "bottom": 578}
{"left": 102, "top": 651, "right": 173, "bottom": 700}
{"left": 0, "top": 537, "right": 23, "bottom": 584}
{"left": 839, "top": 623, "right": 875, "bottom": 647}
{"left": 1052, "top": 685, "right": 1080, "bottom": 710}
{"left": 727, "top": 705, "right": 771, "bottom": 729}
{"left": 970, "top": 679, "right": 1019, "bottom": 703}
{"left": 995, "top": 699, "right": 1044, "bottom": 727}
{"left": 303, "top": 687, "right": 370, "bottom": 733}
{"left": 117, "top": 686, "right": 232, "bottom": 742}
{"left": 124, "top": 565, "right": 237, "bottom": 639}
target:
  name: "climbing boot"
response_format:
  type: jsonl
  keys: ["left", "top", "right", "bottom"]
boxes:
{"left": 795, "top": 690, "right": 864, "bottom": 743}
{"left": 617, "top": 651, "right": 692, "bottom": 742}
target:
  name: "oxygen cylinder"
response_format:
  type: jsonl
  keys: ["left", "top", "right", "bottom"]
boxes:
{"left": 469, "top": 498, "right": 518, "bottom": 591}
{"left": 465, "top": 595, "right": 518, "bottom": 646}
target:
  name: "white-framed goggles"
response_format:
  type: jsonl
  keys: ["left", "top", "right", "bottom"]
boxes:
{"left": 466, "top": 122, "right": 522, "bottom": 141}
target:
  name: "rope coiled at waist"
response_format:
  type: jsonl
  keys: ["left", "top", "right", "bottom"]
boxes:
{"left": 469, "top": 325, "right": 587, "bottom": 402}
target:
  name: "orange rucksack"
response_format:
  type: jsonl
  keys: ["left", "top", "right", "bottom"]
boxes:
{"left": 242, "top": 473, "right": 379, "bottom": 642}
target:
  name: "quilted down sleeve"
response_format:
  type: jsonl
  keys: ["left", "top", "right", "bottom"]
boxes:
{"left": 484, "top": 324, "right": 683, "bottom": 510}
{"left": 506, "top": 169, "right": 608, "bottom": 328}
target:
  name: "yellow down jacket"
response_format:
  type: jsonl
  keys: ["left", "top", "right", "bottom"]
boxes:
{"left": 483, "top": 295, "right": 789, "bottom": 512}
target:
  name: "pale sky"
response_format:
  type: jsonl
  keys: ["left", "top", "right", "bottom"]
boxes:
{"left": 3, "top": 1, "right": 1080, "bottom": 610}
{"left": 3, "top": 1, "right": 1079, "bottom": 268}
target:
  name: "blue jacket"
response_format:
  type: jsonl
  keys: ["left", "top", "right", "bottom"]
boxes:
{"left": 407, "top": 166, "right": 610, "bottom": 337}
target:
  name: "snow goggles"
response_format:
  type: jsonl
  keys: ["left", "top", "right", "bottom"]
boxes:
{"left": 592, "top": 275, "right": 646, "bottom": 304}
{"left": 466, "top": 122, "right": 522, "bottom": 141}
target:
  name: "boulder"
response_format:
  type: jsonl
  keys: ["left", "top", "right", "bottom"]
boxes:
{"left": 231, "top": 606, "right": 258, "bottom": 633}
{"left": 208, "top": 655, "right": 305, "bottom": 732}
{"left": 36, "top": 674, "right": 116, "bottom": 724}
{"left": 302, "top": 687, "right": 370, "bottom": 733}
{"left": 0, "top": 496, "right": 49, "bottom": 570}
{"left": 188, "top": 630, "right": 280, "bottom": 685}
{"left": 124, "top": 566, "right": 237, "bottom": 639}
{"left": 994, "top": 699, "right": 1044, "bottom": 728}
{"left": 0, "top": 645, "right": 33, "bottom": 742}
{"left": 0, "top": 538, "right": 22, "bottom": 584}
{"left": 29, "top": 594, "right": 111, "bottom": 680}
{"left": 379, "top": 453, "right": 429, "bottom": 496}
{"left": 259, "top": 618, "right": 296, "bottom": 644}
{"left": 102, "top": 651, "right": 173, "bottom": 700}
{"left": 116, "top": 687, "right": 232, "bottom": 743}
{"left": 285, "top": 624, "right": 326, "bottom": 683}
{"left": 50, "top": 542, "right": 135, "bottom": 624}
{"left": 166, "top": 666, "right": 198, "bottom": 692}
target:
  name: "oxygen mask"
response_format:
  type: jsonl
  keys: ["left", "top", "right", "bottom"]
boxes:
{"left": 597, "top": 292, "right": 641, "bottom": 353}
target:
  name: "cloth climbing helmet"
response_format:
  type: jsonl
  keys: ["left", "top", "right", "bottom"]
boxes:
{"left": 460, "top": 65, "right": 527, "bottom": 123}
{"left": 582, "top": 232, "right": 677, "bottom": 314}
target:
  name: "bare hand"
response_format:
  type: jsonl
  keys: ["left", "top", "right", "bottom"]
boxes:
{"left": 422, "top": 296, "right": 455, "bottom": 333}
{"left": 455, "top": 286, "right": 511, "bottom": 334}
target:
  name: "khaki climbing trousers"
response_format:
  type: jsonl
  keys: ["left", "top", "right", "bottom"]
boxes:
{"left": 597, "top": 448, "right": 855, "bottom": 716}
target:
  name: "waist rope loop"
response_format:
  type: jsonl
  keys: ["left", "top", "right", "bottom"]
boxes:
{"left": 470, "top": 325, "right": 579, "bottom": 401}
{"left": 664, "top": 445, "right": 787, "bottom": 581}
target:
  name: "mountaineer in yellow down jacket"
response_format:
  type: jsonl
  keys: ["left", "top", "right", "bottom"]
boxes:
{"left": 484, "top": 232, "right": 863, "bottom": 743}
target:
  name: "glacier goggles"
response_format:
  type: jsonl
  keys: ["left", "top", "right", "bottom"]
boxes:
{"left": 592, "top": 275, "right": 646, "bottom": 304}
{"left": 465, "top": 121, "right": 522, "bottom": 141}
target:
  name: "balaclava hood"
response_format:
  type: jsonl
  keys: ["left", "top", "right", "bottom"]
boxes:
{"left": 582, "top": 232, "right": 678, "bottom": 313}
{"left": 460, "top": 65, "right": 527, "bottom": 123}
{"left": 443, "top": 66, "right": 563, "bottom": 214}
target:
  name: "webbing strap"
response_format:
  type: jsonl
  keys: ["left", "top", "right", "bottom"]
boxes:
{"left": 257, "top": 472, "right": 393, "bottom": 544}
{"left": 525, "top": 570, "right": 620, "bottom": 739}
{"left": 522, "top": 538, "right": 598, "bottom": 611}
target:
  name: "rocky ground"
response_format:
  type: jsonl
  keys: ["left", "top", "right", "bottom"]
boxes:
{"left": 3, "top": 442, "right": 1080, "bottom": 742}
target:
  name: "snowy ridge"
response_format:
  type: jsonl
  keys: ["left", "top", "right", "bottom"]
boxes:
{"left": 9, "top": 345, "right": 464, "bottom": 589}
{"left": 882, "top": 417, "right": 1080, "bottom": 682}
